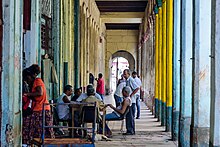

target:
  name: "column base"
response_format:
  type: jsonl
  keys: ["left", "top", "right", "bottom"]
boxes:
{"left": 158, "top": 100, "right": 162, "bottom": 122}
{"left": 166, "top": 106, "right": 172, "bottom": 132}
{"left": 172, "top": 110, "right": 179, "bottom": 141}
{"left": 161, "top": 102, "right": 166, "bottom": 126}
{"left": 155, "top": 98, "right": 159, "bottom": 118}
{"left": 191, "top": 126, "right": 209, "bottom": 147}
{"left": 209, "top": 141, "right": 220, "bottom": 147}
{"left": 179, "top": 117, "right": 191, "bottom": 147}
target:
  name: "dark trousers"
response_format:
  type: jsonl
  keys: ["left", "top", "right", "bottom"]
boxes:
{"left": 131, "top": 103, "right": 136, "bottom": 118}
{"left": 126, "top": 106, "right": 135, "bottom": 134}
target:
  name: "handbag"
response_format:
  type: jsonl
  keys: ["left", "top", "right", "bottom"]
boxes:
{"left": 22, "top": 95, "right": 33, "bottom": 117}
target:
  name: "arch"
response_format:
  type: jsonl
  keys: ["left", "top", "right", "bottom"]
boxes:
{"left": 112, "top": 50, "right": 135, "bottom": 71}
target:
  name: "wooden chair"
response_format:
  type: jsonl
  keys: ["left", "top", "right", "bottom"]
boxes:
{"left": 106, "top": 106, "right": 130, "bottom": 132}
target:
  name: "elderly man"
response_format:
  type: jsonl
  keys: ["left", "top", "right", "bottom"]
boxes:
{"left": 76, "top": 85, "right": 102, "bottom": 102}
{"left": 123, "top": 69, "right": 139, "bottom": 135}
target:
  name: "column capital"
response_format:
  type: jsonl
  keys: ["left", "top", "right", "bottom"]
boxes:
{"left": 157, "top": 0, "right": 162, "bottom": 7}
{"left": 154, "top": 5, "right": 159, "bottom": 14}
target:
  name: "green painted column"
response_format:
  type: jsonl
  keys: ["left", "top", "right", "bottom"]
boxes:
{"left": 52, "top": 0, "right": 60, "bottom": 98}
{"left": 74, "top": 0, "right": 80, "bottom": 89}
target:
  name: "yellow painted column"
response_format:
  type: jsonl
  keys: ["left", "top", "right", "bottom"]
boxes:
{"left": 155, "top": 13, "right": 159, "bottom": 118}
{"left": 158, "top": 6, "right": 163, "bottom": 121}
{"left": 162, "top": 0, "right": 167, "bottom": 126}
{"left": 166, "top": 0, "right": 173, "bottom": 131}
{"left": 59, "top": 0, "right": 64, "bottom": 92}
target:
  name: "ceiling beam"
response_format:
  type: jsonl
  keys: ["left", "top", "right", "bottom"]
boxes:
{"left": 96, "top": 0, "right": 146, "bottom": 1}
{"left": 101, "top": 18, "right": 142, "bottom": 23}
{"left": 100, "top": 12, "right": 144, "bottom": 18}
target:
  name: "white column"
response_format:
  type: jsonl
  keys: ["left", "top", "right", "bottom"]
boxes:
{"left": 179, "top": 0, "right": 193, "bottom": 146}
{"left": 210, "top": 0, "right": 220, "bottom": 146}
{"left": 192, "top": 0, "right": 212, "bottom": 146}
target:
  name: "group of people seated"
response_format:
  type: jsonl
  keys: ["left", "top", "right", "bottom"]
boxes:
{"left": 22, "top": 65, "right": 135, "bottom": 146}
{"left": 56, "top": 83, "right": 134, "bottom": 138}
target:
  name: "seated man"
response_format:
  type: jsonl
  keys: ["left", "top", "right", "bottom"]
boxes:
{"left": 81, "top": 85, "right": 112, "bottom": 137}
{"left": 105, "top": 86, "right": 134, "bottom": 135}
{"left": 57, "top": 85, "right": 73, "bottom": 120}
{"left": 76, "top": 84, "right": 102, "bottom": 102}
{"left": 82, "top": 85, "right": 105, "bottom": 109}
{"left": 71, "top": 87, "right": 82, "bottom": 101}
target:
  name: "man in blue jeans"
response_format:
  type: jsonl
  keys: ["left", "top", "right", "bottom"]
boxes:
{"left": 123, "top": 69, "right": 139, "bottom": 135}
{"left": 132, "top": 71, "right": 142, "bottom": 119}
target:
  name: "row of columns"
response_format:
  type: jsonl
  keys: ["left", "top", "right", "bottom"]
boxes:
{"left": 154, "top": 0, "right": 173, "bottom": 131}
{"left": 154, "top": 0, "right": 220, "bottom": 146}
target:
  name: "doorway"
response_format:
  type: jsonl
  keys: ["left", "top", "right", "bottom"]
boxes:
{"left": 111, "top": 57, "right": 129, "bottom": 92}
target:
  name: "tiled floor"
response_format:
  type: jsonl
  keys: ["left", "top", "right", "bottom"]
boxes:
{"left": 95, "top": 95, "right": 177, "bottom": 147}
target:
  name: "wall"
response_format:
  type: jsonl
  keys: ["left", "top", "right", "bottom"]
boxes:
{"left": 78, "top": 0, "right": 106, "bottom": 90}
{"left": 105, "top": 30, "right": 138, "bottom": 92}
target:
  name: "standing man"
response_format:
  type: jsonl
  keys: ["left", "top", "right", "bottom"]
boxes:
{"left": 123, "top": 69, "right": 139, "bottom": 135}
{"left": 96, "top": 73, "right": 105, "bottom": 100}
{"left": 132, "top": 71, "right": 142, "bottom": 119}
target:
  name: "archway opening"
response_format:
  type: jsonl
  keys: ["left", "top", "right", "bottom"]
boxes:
{"left": 111, "top": 57, "right": 129, "bottom": 92}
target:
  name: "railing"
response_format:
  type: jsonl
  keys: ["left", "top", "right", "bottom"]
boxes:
{"left": 37, "top": 102, "right": 97, "bottom": 146}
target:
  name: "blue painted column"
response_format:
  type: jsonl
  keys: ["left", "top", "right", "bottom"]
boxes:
{"left": 179, "top": 0, "right": 193, "bottom": 146}
{"left": 191, "top": 0, "right": 211, "bottom": 146}
{"left": 1, "top": 0, "right": 23, "bottom": 146}
{"left": 74, "top": 0, "right": 80, "bottom": 90}
{"left": 210, "top": 1, "right": 220, "bottom": 146}
{"left": 172, "top": 0, "right": 180, "bottom": 141}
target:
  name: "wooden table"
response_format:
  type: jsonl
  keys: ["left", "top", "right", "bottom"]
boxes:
{"left": 70, "top": 102, "right": 106, "bottom": 137}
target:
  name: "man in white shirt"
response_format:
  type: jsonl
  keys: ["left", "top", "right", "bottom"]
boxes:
{"left": 114, "top": 78, "right": 126, "bottom": 107}
{"left": 132, "top": 71, "right": 142, "bottom": 119}
{"left": 57, "top": 85, "right": 73, "bottom": 120}
{"left": 123, "top": 69, "right": 139, "bottom": 135}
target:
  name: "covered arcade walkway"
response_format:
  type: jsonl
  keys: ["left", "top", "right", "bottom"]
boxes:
{"left": 95, "top": 95, "right": 176, "bottom": 147}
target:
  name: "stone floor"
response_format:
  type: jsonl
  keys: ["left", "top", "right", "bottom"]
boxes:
{"left": 95, "top": 95, "right": 177, "bottom": 147}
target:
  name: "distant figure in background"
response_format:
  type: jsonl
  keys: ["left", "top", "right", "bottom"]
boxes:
{"left": 96, "top": 73, "right": 105, "bottom": 100}
{"left": 132, "top": 71, "right": 142, "bottom": 119}
{"left": 71, "top": 87, "right": 82, "bottom": 101}
{"left": 117, "top": 74, "right": 126, "bottom": 86}
{"left": 89, "top": 73, "right": 95, "bottom": 85}
{"left": 114, "top": 76, "right": 126, "bottom": 107}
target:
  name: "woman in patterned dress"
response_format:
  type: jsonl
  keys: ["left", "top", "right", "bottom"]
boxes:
{"left": 24, "top": 64, "right": 54, "bottom": 141}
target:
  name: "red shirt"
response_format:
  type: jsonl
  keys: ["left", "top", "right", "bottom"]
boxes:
{"left": 32, "top": 78, "right": 50, "bottom": 111}
{"left": 96, "top": 78, "right": 105, "bottom": 94}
